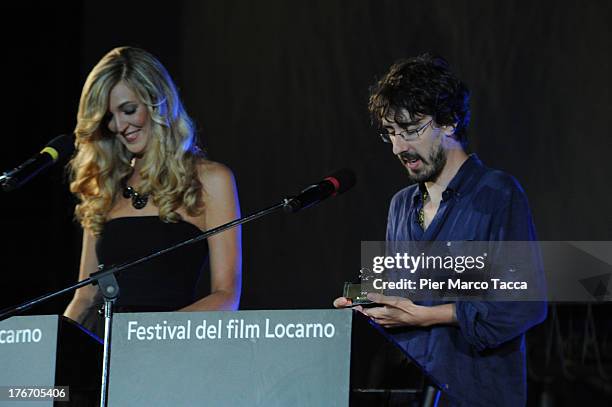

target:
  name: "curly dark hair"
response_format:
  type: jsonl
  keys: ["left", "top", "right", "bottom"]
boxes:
{"left": 368, "top": 53, "right": 471, "bottom": 148}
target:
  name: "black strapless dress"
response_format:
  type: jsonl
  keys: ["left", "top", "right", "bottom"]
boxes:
{"left": 81, "top": 216, "right": 209, "bottom": 338}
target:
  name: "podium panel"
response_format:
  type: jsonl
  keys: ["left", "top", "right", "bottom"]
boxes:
{"left": 108, "top": 310, "right": 353, "bottom": 406}
{"left": 0, "top": 315, "right": 58, "bottom": 406}
{"left": 0, "top": 315, "right": 102, "bottom": 407}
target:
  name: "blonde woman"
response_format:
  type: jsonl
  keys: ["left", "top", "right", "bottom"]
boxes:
{"left": 63, "top": 47, "right": 241, "bottom": 337}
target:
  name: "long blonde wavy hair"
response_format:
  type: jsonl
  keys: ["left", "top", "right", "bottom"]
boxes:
{"left": 70, "top": 47, "right": 205, "bottom": 235}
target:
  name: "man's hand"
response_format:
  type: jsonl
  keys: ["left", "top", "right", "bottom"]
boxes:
{"left": 362, "top": 293, "right": 457, "bottom": 328}
{"left": 332, "top": 297, "right": 364, "bottom": 313}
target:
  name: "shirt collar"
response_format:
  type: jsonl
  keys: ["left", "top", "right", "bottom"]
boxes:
{"left": 445, "top": 153, "right": 483, "bottom": 199}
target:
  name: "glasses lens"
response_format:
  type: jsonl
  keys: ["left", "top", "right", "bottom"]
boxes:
{"left": 379, "top": 132, "right": 392, "bottom": 143}
{"left": 400, "top": 120, "right": 430, "bottom": 141}
{"left": 401, "top": 130, "right": 418, "bottom": 141}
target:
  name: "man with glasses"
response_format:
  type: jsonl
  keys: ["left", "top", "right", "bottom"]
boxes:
{"left": 335, "top": 54, "right": 546, "bottom": 406}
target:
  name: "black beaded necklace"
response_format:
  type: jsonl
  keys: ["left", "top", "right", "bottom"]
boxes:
{"left": 418, "top": 187, "right": 428, "bottom": 230}
{"left": 122, "top": 180, "right": 149, "bottom": 209}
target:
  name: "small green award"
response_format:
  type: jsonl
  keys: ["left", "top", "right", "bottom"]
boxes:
{"left": 343, "top": 268, "right": 383, "bottom": 305}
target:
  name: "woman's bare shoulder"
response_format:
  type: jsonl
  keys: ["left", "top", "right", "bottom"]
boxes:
{"left": 196, "top": 159, "right": 236, "bottom": 189}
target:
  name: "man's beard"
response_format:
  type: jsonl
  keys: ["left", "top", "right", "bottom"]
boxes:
{"left": 402, "top": 143, "right": 447, "bottom": 184}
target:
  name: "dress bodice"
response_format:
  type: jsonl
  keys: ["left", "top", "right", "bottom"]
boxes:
{"left": 95, "top": 216, "right": 209, "bottom": 311}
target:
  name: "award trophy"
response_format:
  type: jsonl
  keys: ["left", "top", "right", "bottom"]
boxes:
{"left": 343, "top": 268, "right": 383, "bottom": 306}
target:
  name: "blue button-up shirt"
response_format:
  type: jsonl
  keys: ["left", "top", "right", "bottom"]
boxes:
{"left": 386, "top": 154, "right": 547, "bottom": 406}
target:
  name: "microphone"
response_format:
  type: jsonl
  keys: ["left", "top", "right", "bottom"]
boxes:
{"left": 284, "top": 168, "right": 356, "bottom": 213}
{"left": 1, "top": 134, "right": 75, "bottom": 192}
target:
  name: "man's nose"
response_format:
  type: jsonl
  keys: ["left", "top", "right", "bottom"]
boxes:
{"left": 391, "top": 136, "right": 411, "bottom": 156}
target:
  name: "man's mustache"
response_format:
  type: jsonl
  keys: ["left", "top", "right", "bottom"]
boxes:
{"left": 398, "top": 151, "right": 428, "bottom": 164}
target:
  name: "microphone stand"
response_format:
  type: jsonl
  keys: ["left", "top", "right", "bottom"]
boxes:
{"left": 0, "top": 198, "right": 292, "bottom": 407}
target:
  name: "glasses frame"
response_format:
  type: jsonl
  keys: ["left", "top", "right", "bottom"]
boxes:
{"left": 379, "top": 119, "right": 433, "bottom": 143}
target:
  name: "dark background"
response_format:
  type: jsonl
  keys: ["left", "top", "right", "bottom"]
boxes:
{"left": 1, "top": 1, "right": 610, "bottom": 405}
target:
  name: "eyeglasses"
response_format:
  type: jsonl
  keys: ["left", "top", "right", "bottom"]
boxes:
{"left": 378, "top": 119, "right": 433, "bottom": 143}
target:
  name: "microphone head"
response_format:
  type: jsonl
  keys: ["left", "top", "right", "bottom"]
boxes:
{"left": 1, "top": 134, "right": 75, "bottom": 192}
{"left": 43, "top": 134, "right": 75, "bottom": 161}
{"left": 284, "top": 168, "right": 357, "bottom": 213}
{"left": 324, "top": 168, "right": 356, "bottom": 194}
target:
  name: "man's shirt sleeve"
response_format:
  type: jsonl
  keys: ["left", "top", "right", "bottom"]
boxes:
{"left": 455, "top": 174, "right": 547, "bottom": 351}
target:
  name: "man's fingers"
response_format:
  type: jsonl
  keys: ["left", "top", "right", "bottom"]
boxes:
{"left": 333, "top": 297, "right": 352, "bottom": 308}
{"left": 370, "top": 316, "right": 396, "bottom": 327}
{"left": 367, "top": 292, "right": 404, "bottom": 307}
{"left": 363, "top": 306, "right": 387, "bottom": 319}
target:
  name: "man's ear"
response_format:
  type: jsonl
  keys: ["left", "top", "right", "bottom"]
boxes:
{"left": 443, "top": 123, "right": 457, "bottom": 138}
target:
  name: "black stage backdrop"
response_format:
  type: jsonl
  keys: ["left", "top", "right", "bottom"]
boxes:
{"left": 2, "top": 1, "right": 611, "bottom": 404}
